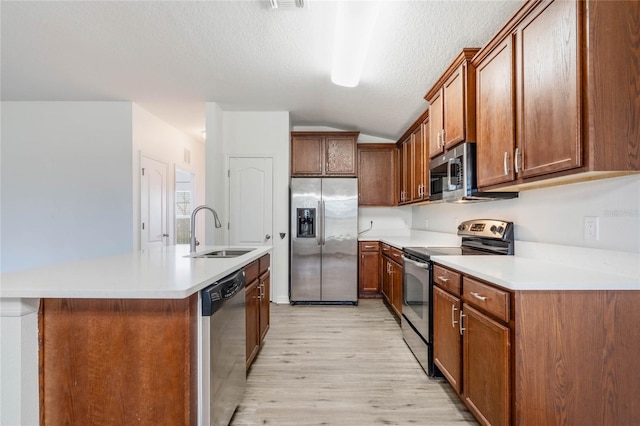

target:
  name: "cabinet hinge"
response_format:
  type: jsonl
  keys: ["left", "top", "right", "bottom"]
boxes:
{"left": 228, "top": 169, "right": 230, "bottom": 177}
{"left": 227, "top": 223, "right": 230, "bottom": 230}
{"left": 142, "top": 222, "right": 145, "bottom": 230}
{"left": 141, "top": 168, "right": 145, "bottom": 176}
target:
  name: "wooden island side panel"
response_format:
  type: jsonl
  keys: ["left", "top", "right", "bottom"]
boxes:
{"left": 39, "top": 296, "right": 198, "bottom": 426}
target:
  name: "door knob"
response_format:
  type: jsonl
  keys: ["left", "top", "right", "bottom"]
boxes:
{"left": 162, "top": 234, "right": 169, "bottom": 237}
{"left": 265, "top": 234, "right": 271, "bottom": 240}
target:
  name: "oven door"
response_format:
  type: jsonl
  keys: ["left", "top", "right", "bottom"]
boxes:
{"left": 401, "top": 255, "right": 431, "bottom": 342}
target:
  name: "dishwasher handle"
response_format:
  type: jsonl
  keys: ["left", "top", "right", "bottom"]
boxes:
{"left": 201, "top": 269, "right": 246, "bottom": 316}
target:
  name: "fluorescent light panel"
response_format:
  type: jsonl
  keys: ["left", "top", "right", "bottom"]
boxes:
{"left": 331, "top": 1, "right": 381, "bottom": 88}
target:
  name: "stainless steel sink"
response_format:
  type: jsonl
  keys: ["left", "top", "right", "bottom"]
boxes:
{"left": 191, "top": 249, "right": 254, "bottom": 258}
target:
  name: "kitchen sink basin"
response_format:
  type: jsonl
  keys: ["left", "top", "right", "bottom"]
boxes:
{"left": 191, "top": 249, "right": 254, "bottom": 258}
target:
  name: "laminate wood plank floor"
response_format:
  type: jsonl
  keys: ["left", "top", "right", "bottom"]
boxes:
{"left": 232, "top": 299, "right": 477, "bottom": 425}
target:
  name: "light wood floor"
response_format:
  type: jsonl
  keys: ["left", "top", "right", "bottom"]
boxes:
{"left": 232, "top": 299, "right": 478, "bottom": 425}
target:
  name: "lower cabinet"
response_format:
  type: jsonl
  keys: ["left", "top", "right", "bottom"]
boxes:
{"left": 380, "top": 243, "right": 403, "bottom": 317}
{"left": 433, "top": 262, "right": 640, "bottom": 425}
{"left": 358, "top": 241, "right": 381, "bottom": 298}
{"left": 433, "top": 285, "right": 462, "bottom": 394}
{"left": 246, "top": 254, "right": 271, "bottom": 369}
{"left": 462, "top": 304, "right": 510, "bottom": 426}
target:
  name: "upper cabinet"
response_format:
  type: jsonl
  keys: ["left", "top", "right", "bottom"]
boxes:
{"left": 397, "top": 110, "right": 429, "bottom": 205}
{"left": 425, "top": 49, "right": 479, "bottom": 158}
{"left": 291, "top": 131, "right": 359, "bottom": 177}
{"left": 357, "top": 144, "right": 397, "bottom": 206}
{"left": 473, "top": 0, "right": 640, "bottom": 190}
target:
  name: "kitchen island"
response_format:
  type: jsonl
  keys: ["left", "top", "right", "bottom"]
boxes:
{"left": 0, "top": 245, "right": 271, "bottom": 426}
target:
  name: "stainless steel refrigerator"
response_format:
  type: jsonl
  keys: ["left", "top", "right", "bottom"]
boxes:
{"left": 290, "top": 177, "right": 358, "bottom": 304}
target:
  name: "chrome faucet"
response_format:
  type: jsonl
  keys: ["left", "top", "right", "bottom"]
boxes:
{"left": 190, "top": 205, "right": 222, "bottom": 253}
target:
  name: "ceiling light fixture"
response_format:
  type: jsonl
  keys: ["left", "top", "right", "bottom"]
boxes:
{"left": 331, "top": 1, "right": 381, "bottom": 88}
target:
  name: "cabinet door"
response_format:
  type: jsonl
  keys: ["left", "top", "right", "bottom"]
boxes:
{"left": 400, "top": 138, "right": 411, "bottom": 204}
{"left": 359, "top": 248, "right": 381, "bottom": 297}
{"left": 291, "top": 135, "right": 323, "bottom": 175}
{"left": 410, "top": 126, "right": 425, "bottom": 201}
{"left": 433, "top": 286, "right": 462, "bottom": 394}
{"left": 391, "top": 261, "right": 403, "bottom": 317}
{"left": 381, "top": 259, "right": 391, "bottom": 303}
{"left": 357, "top": 145, "right": 397, "bottom": 206}
{"left": 325, "top": 136, "right": 356, "bottom": 175}
{"left": 429, "top": 90, "right": 444, "bottom": 158}
{"left": 246, "top": 280, "right": 260, "bottom": 366}
{"left": 463, "top": 304, "right": 510, "bottom": 426}
{"left": 259, "top": 271, "right": 270, "bottom": 344}
{"left": 516, "top": 0, "right": 580, "bottom": 178}
{"left": 443, "top": 64, "right": 466, "bottom": 148}
{"left": 476, "top": 36, "right": 516, "bottom": 188}
{"left": 421, "top": 117, "right": 431, "bottom": 199}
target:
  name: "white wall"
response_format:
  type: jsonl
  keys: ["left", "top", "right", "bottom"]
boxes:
{"left": 132, "top": 104, "right": 205, "bottom": 249}
{"left": 0, "top": 101, "right": 134, "bottom": 426}
{"left": 206, "top": 107, "right": 291, "bottom": 303}
{"left": 1, "top": 102, "right": 134, "bottom": 273}
{"left": 412, "top": 174, "right": 640, "bottom": 252}
{"left": 204, "top": 102, "right": 225, "bottom": 246}
{"left": 359, "top": 206, "right": 412, "bottom": 237}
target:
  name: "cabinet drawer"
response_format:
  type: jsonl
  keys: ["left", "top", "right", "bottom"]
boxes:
{"left": 381, "top": 243, "right": 392, "bottom": 257}
{"left": 389, "top": 247, "right": 403, "bottom": 263}
{"left": 359, "top": 241, "right": 380, "bottom": 252}
{"left": 259, "top": 254, "right": 270, "bottom": 274}
{"left": 245, "top": 260, "right": 259, "bottom": 283}
{"left": 462, "top": 277, "right": 509, "bottom": 323}
{"left": 433, "top": 265, "right": 462, "bottom": 296}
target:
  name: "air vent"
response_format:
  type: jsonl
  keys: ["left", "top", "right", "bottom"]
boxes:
{"left": 270, "top": 0, "right": 308, "bottom": 10}
{"left": 183, "top": 148, "right": 191, "bottom": 165}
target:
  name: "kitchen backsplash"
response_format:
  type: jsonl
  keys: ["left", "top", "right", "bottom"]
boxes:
{"left": 411, "top": 174, "right": 640, "bottom": 253}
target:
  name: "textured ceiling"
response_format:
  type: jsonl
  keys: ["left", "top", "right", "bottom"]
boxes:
{"left": 1, "top": 1, "right": 523, "bottom": 142}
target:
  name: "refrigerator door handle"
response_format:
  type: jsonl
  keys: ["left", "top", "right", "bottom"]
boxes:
{"left": 321, "top": 200, "right": 326, "bottom": 245}
{"left": 316, "top": 200, "right": 322, "bottom": 246}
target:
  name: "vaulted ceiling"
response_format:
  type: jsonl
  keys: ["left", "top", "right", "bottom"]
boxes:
{"left": 1, "top": 1, "right": 523, "bottom": 142}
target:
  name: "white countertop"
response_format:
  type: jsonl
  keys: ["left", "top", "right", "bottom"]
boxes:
{"left": 359, "top": 234, "right": 639, "bottom": 291}
{"left": 0, "top": 245, "right": 272, "bottom": 299}
{"left": 433, "top": 255, "right": 639, "bottom": 291}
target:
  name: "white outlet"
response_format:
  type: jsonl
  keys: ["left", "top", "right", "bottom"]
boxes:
{"left": 425, "top": 219, "right": 429, "bottom": 229}
{"left": 584, "top": 216, "right": 599, "bottom": 240}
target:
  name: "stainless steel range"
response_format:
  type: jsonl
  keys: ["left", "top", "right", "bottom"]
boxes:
{"left": 401, "top": 219, "right": 514, "bottom": 376}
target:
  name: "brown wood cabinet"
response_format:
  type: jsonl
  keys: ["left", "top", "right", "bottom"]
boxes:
{"left": 358, "top": 241, "right": 381, "bottom": 298}
{"left": 462, "top": 303, "right": 510, "bottom": 426}
{"left": 432, "top": 262, "right": 640, "bottom": 425}
{"left": 399, "top": 137, "right": 410, "bottom": 204}
{"left": 397, "top": 110, "right": 429, "bottom": 205}
{"left": 380, "top": 243, "right": 403, "bottom": 317}
{"left": 433, "top": 282, "right": 462, "bottom": 395}
{"left": 473, "top": 0, "right": 640, "bottom": 191}
{"left": 357, "top": 144, "right": 397, "bottom": 206}
{"left": 425, "top": 49, "right": 479, "bottom": 159}
{"left": 291, "top": 131, "right": 359, "bottom": 177}
{"left": 246, "top": 254, "right": 271, "bottom": 369}
{"left": 39, "top": 296, "right": 198, "bottom": 425}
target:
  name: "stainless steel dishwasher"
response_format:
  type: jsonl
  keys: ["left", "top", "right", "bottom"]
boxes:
{"left": 201, "top": 268, "right": 246, "bottom": 426}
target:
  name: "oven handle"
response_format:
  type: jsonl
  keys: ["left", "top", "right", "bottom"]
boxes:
{"left": 401, "top": 255, "right": 430, "bottom": 269}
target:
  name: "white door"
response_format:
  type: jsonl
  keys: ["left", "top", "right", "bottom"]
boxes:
{"left": 228, "top": 157, "right": 273, "bottom": 247}
{"left": 141, "top": 156, "right": 168, "bottom": 249}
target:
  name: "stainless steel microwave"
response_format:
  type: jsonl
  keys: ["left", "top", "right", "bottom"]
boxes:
{"left": 429, "top": 142, "right": 518, "bottom": 202}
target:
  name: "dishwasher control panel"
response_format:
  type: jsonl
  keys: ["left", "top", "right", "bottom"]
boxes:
{"left": 201, "top": 269, "right": 246, "bottom": 316}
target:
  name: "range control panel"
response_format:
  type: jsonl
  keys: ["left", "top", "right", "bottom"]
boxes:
{"left": 457, "top": 219, "right": 514, "bottom": 241}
